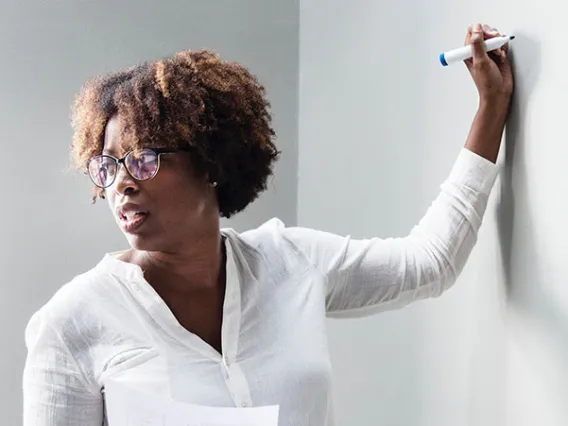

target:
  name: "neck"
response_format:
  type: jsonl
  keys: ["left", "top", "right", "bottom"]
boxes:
{"left": 138, "top": 230, "right": 226, "bottom": 291}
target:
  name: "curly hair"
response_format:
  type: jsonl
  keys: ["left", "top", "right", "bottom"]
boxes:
{"left": 70, "top": 49, "right": 280, "bottom": 218}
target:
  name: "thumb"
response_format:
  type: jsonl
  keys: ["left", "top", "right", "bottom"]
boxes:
{"left": 470, "top": 25, "right": 488, "bottom": 62}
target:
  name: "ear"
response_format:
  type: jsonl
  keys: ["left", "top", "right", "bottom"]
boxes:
{"left": 205, "top": 170, "right": 219, "bottom": 188}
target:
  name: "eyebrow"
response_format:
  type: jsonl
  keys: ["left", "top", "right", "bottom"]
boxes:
{"left": 102, "top": 145, "right": 124, "bottom": 155}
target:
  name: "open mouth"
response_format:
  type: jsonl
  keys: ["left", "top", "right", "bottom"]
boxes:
{"left": 118, "top": 210, "right": 149, "bottom": 233}
{"left": 119, "top": 210, "right": 147, "bottom": 221}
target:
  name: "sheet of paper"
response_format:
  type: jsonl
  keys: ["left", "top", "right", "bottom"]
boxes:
{"left": 104, "top": 380, "right": 279, "bottom": 426}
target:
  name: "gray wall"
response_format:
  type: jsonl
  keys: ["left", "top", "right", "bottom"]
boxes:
{"left": 0, "top": 1, "right": 298, "bottom": 423}
{"left": 5, "top": 0, "right": 567, "bottom": 425}
{"left": 300, "top": 1, "right": 567, "bottom": 425}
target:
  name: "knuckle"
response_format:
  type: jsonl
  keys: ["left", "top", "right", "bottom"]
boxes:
{"left": 473, "top": 59, "right": 491, "bottom": 70}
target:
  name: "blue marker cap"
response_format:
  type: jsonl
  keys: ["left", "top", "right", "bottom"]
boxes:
{"left": 439, "top": 53, "right": 448, "bottom": 66}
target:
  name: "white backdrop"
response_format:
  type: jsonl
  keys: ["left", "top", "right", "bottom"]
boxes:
{"left": 300, "top": 1, "right": 567, "bottom": 425}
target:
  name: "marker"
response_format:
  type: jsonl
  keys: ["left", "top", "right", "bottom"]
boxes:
{"left": 439, "top": 35, "right": 515, "bottom": 66}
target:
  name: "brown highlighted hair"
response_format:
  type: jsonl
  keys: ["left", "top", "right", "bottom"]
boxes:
{"left": 71, "top": 49, "right": 280, "bottom": 218}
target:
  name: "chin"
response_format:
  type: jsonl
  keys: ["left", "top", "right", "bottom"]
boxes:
{"left": 124, "top": 233, "right": 157, "bottom": 251}
{"left": 125, "top": 232, "right": 176, "bottom": 254}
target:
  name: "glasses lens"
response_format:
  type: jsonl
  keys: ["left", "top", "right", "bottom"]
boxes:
{"left": 125, "top": 149, "right": 159, "bottom": 181}
{"left": 88, "top": 155, "right": 117, "bottom": 188}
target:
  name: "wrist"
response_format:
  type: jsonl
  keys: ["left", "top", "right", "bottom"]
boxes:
{"left": 477, "top": 99, "right": 510, "bottom": 132}
{"left": 479, "top": 95, "right": 511, "bottom": 117}
{"left": 465, "top": 97, "right": 511, "bottom": 164}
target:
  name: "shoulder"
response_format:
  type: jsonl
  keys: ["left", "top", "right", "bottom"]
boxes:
{"left": 228, "top": 217, "right": 306, "bottom": 254}
{"left": 25, "top": 260, "right": 115, "bottom": 350}
{"left": 31, "top": 261, "right": 111, "bottom": 322}
{"left": 221, "top": 218, "right": 311, "bottom": 273}
{"left": 23, "top": 262, "right": 114, "bottom": 395}
{"left": 236, "top": 217, "right": 287, "bottom": 245}
{"left": 235, "top": 217, "right": 345, "bottom": 251}
{"left": 224, "top": 217, "right": 339, "bottom": 271}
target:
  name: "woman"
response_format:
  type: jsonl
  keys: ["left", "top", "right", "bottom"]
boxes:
{"left": 23, "top": 23, "right": 513, "bottom": 425}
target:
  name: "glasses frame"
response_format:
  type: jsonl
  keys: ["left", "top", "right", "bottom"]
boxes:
{"left": 85, "top": 147, "right": 188, "bottom": 189}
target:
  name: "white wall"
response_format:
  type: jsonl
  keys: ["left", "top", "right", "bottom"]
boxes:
{"left": 5, "top": 0, "right": 567, "bottom": 424}
{"left": 0, "top": 1, "right": 298, "bottom": 423}
{"left": 300, "top": 1, "right": 567, "bottom": 425}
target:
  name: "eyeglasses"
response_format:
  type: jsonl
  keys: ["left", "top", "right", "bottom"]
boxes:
{"left": 86, "top": 147, "right": 187, "bottom": 189}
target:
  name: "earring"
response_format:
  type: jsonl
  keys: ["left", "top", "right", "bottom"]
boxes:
{"left": 209, "top": 182, "right": 218, "bottom": 188}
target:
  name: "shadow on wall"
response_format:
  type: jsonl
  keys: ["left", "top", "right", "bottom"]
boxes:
{"left": 497, "top": 32, "right": 568, "bottom": 415}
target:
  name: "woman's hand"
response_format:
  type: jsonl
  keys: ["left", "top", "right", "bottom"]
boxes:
{"left": 464, "top": 23, "right": 514, "bottom": 108}
{"left": 462, "top": 23, "right": 515, "bottom": 163}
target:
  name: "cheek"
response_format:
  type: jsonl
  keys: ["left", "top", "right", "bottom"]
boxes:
{"left": 105, "top": 193, "right": 119, "bottom": 219}
{"left": 148, "top": 175, "right": 209, "bottom": 219}
{"left": 160, "top": 165, "right": 207, "bottom": 199}
{"left": 164, "top": 185, "right": 208, "bottom": 216}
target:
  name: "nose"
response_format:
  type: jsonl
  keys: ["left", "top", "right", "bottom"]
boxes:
{"left": 113, "top": 163, "right": 139, "bottom": 196}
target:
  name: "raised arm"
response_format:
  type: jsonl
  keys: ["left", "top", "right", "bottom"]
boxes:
{"left": 283, "top": 146, "right": 498, "bottom": 316}
{"left": 281, "top": 23, "right": 513, "bottom": 317}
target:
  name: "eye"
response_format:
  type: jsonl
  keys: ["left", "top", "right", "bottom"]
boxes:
{"left": 126, "top": 149, "right": 159, "bottom": 180}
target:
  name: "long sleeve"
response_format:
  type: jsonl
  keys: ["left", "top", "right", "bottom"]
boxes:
{"left": 282, "top": 148, "right": 499, "bottom": 317}
{"left": 23, "top": 309, "right": 104, "bottom": 426}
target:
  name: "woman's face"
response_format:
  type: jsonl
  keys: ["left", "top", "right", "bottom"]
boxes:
{"left": 102, "top": 115, "right": 219, "bottom": 253}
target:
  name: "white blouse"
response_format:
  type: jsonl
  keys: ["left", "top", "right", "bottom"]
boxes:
{"left": 23, "top": 148, "right": 499, "bottom": 426}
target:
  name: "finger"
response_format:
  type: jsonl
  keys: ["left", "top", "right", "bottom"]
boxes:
{"left": 482, "top": 25, "right": 510, "bottom": 58}
{"left": 501, "top": 35, "right": 510, "bottom": 54}
{"left": 465, "top": 24, "right": 502, "bottom": 44}
{"left": 464, "top": 24, "right": 475, "bottom": 70}
{"left": 500, "top": 45, "right": 511, "bottom": 65}
{"left": 469, "top": 23, "right": 489, "bottom": 62}
{"left": 463, "top": 25, "right": 475, "bottom": 67}
{"left": 492, "top": 40, "right": 510, "bottom": 65}
{"left": 483, "top": 24, "right": 501, "bottom": 37}
{"left": 464, "top": 24, "right": 473, "bottom": 45}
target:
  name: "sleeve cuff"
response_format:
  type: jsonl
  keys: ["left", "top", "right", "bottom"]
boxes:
{"left": 446, "top": 148, "right": 500, "bottom": 195}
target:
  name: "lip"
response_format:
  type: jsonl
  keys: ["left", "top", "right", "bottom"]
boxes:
{"left": 116, "top": 202, "right": 150, "bottom": 234}
{"left": 120, "top": 213, "right": 149, "bottom": 233}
